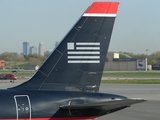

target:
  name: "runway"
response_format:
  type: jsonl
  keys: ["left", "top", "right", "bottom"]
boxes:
{"left": 99, "top": 84, "right": 160, "bottom": 120}
{"left": 0, "top": 80, "right": 160, "bottom": 120}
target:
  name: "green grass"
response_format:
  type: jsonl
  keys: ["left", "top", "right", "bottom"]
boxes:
{"left": 103, "top": 71, "right": 160, "bottom": 77}
{"left": 13, "top": 72, "right": 35, "bottom": 77}
{"left": 101, "top": 79, "right": 160, "bottom": 84}
{"left": 1, "top": 70, "right": 160, "bottom": 84}
{"left": 0, "top": 70, "right": 35, "bottom": 77}
{"left": 5, "top": 61, "right": 28, "bottom": 68}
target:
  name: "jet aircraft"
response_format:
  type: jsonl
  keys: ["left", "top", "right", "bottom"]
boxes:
{"left": 0, "top": 2, "right": 145, "bottom": 120}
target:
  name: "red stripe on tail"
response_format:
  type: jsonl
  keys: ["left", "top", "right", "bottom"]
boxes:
{"left": 85, "top": 2, "right": 119, "bottom": 14}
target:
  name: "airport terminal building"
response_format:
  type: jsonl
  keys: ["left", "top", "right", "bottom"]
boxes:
{"left": 104, "top": 52, "right": 147, "bottom": 71}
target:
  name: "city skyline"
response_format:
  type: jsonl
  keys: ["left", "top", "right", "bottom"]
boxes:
{"left": 22, "top": 41, "right": 50, "bottom": 55}
{"left": 0, "top": 41, "right": 56, "bottom": 55}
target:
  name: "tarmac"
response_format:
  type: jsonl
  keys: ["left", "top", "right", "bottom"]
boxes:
{"left": 0, "top": 80, "right": 160, "bottom": 120}
{"left": 99, "top": 84, "right": 160, "bottom": 120}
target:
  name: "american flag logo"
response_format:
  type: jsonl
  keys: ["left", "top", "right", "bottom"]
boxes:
{"left": 67, "top": 42, "right": 100, "bottom": 63}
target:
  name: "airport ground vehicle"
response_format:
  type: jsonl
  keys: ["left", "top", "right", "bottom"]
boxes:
{"left": 0, "top": 73, "right": 17, "bottom": 80}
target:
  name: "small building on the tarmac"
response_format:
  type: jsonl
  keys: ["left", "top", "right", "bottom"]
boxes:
{"left": 23, "top": 65, "right": 39, "bottom": 71}
{"left": 104, "top": 52, "right": 147, "bottom": 71}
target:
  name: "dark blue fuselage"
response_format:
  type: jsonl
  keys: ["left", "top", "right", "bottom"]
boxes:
{"left": 0, "top": 89, "right": 126, "bottom": 119}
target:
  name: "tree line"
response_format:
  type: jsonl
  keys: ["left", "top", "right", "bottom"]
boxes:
{"left": 0, "top": 52, "right": 48, "bottom": 69}
{"left": 0, "top": 51, "right": 160, "bottom": 69}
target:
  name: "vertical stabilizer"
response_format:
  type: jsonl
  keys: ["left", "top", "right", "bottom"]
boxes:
{"left": 11, "top": 2, "right": 119, "bottom": 92}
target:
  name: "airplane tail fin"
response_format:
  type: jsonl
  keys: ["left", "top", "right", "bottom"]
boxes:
{"left": 11, "top": 2, "right": 119, "bottom": 92}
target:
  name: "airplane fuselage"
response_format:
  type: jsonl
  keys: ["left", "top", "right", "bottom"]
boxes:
{"left": 0, "top": 89, "right": 126, "bottom": 120}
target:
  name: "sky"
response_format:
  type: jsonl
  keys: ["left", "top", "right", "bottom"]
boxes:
{"left": 0, "top": 0, "right": 160, "bottom": 55}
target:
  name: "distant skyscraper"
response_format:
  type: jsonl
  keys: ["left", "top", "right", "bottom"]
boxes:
{"left": 38, "top": 42, "right": 45, "bottom": 56}
{"left": 23, "top": 42, "right": 29, "bottom": 55}
{"left": 55, "top": 42, "right": 59, "bottom": 48}
{"left": 44, "top": 50, "right": 52, "bottom": 55}
{"left": 12, "top": 52, "right": 18, "bottom": 55}
{"left": 29, "top": 46, "right": 37, "bottom": 54}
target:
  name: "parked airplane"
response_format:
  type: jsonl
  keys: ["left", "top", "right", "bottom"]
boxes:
{"left": 0, "top": 2, "right": 145, "bottom": 120}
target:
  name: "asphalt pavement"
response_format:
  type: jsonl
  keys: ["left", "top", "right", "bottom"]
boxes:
{"left": 99, "top": 84, "right": 160, "bottom": 120}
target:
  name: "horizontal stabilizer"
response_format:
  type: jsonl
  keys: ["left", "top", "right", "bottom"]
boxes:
{"left": 60, "top": 98, "right": 146, "bottom": 110}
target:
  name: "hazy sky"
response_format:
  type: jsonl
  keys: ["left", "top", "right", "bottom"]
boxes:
{"left": 0, "top": 0, "right": 160, "bottom": 55}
